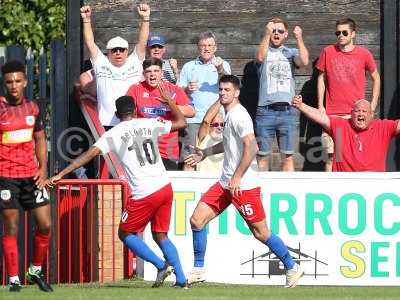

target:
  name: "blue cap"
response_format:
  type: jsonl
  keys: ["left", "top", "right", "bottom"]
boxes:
{"left": 147, "top": 34, "right": 166, "bottom": 47}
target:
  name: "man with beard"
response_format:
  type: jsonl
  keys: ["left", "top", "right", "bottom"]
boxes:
{"left": 316, "top": 18, "right": 380, "bottom": 171}
{"left": 184, "top": 75, "right": 303, "bottom": 287}
{"left": 255, "top": 18, "right": 309, "bottom": 171}
{"left": 292, "top": 96, "right": 399, "bottom": 171}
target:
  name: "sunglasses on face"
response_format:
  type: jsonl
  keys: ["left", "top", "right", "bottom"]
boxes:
{"left": 111, "top": 47, "right": 127, "bottom": 54}
{"left": 272, "top": 29, "right": 285, "bottom": 34}
{"left": 150, "top": 45, "right": 164, "bottom": 49}
{"left": 210, "top": 122, "right": 224, "bottom": 128}
{"left": 335, "top": 30, "right": 350, "bottom": 37}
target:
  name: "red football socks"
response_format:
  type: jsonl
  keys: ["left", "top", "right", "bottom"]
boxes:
{"left": 2, "top": 235, "right": 19, "bottom": 277}
{"left": 32, "top": 232, "right": 50, "bottom": 267}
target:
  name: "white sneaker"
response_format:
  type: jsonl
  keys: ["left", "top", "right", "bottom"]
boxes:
{"left": 187, "top": 267, "right": 206, "bottom": 285}
{"left": 284, "top": 263, "right": 303, "bottom": 288}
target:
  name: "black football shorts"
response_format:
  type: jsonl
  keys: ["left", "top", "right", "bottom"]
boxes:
{"left": 0, "top": 177, "right": 50, "bottom": 210}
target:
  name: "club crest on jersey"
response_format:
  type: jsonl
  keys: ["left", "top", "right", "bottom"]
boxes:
{"left": 26, "top": 115, "right": 35, "bottom": 126}
{"left": 0, "top": 190, "right": 11, "bottom": 201}
{"left": 143, "top": 92, "right": 149, "bottom": 98}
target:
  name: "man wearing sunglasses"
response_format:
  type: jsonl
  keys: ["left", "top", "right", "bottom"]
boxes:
{"left": 255, "top": 18, "right": 309, "bottom": 171}
{"left": 147, "top": 34, "right": 180, "bottom": 84}
{"left": 80, "top": 3, "right": 150, "bottom": 128}
{"left": 316, "top": 18, "right": 380, "bottom": 171}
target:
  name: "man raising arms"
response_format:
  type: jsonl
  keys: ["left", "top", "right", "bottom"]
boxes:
{"left": 80, "top": 3, "right": 150, "bottom": 128}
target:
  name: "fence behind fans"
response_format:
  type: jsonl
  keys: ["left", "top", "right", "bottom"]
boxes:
{"left": 0, "top": 179, "right": 133, "bottom": 285}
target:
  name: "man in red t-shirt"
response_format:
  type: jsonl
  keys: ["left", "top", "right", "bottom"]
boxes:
{"left": 292, "top": 96, "right": 400, "bottom": 171}
{"left": 316, "top": 18, "right": 381, "bottom": 171}
{"left": 126, "top": 58, "right": 195, "bottom": 170}
{"left": 0, "top": 61, "right": 52, "bottom": 292}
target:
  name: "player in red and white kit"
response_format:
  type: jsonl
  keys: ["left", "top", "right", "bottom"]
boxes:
{"left": 48, "top": 87, "right": 189, "bottom": 288}
{"left": 185, "top": 75, "right": 303, "bottom": 288}
{"left": 0, "top": 61, "right": 52, "bottom": 292}
{"left": 126, "top": 57, "right": 195, "bottom": 170}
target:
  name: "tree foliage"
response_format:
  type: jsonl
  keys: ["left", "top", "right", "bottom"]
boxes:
{"left": 0, "top": 0, "right": 65, "bottom": 53}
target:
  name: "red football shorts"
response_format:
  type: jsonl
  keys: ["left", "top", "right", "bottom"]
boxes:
{"left": 200, "top": 181, "right": 265, "bottom": 224}
{"left": 119, "top": 183, "right": 173, "bottom": 233}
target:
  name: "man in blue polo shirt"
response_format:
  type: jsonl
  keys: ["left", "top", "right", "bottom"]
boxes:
{"left": 178, "top": 31, "right": 231, "bottom": 170}
{"left": 255, "top": 18, "right": 309, "bottom": 171}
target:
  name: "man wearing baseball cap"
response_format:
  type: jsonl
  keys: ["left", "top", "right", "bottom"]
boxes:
{"left": 147, "top": 34, "right": 180, "bottom": 84}
{"left": 80, "top": 3, "right": 151, "bottom": 128}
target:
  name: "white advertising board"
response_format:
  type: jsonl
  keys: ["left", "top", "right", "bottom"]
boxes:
{"left": 143, "top": 172, "right": 400, "bottom": 286}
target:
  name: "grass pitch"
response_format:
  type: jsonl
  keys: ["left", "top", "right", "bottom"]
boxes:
{"left": 1, "top": 278, "right": 399, "bottom": 300}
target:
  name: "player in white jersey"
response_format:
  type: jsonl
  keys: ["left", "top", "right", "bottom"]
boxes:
{"left": 47, "top": 87, "right": 189, "bottom": 288}
{"left": 185, "top": 75, "right": 303, "bottom": 288}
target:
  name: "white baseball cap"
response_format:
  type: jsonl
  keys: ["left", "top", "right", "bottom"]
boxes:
{"left": 106, "top": 36, "right": 129, "bottom": 50}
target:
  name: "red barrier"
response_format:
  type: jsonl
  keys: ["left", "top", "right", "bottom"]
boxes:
{"left": 1, "top": 179, "right": 131, "bottom": 286}
{"left": 55, "top": 179, "right": 132, "bottom": 284}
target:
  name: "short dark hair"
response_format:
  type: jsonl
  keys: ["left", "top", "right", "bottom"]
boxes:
{"left": 142, "top": 57, "right": 163, "bottom": 70}
{"left": 219, "top": 75, "right": 240, "bottom": 89}
{"left": 336, "top": 18, "right": 356, "bottom": 31}
{"left": 116, "top": 95, "right": 135, "bottom": 116}
{"left": 1, "top": 60, "right": 26, "bottom": 76}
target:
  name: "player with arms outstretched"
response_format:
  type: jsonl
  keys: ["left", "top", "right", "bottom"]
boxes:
{"left": 48, "top": 86, "right": 188, "bottom": 288}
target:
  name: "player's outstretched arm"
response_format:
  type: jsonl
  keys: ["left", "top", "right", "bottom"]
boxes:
{"left": 46, "top": 146, "right": 101, "bottom": 187}
{"left": 292, "top": 95, "right": 331, "bottom": 132}
{"left": 184, "top": 142, "right": 224, "bottom": 167}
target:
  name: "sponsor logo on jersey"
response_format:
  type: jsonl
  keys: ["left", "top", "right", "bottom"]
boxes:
{"left": 26, "top": 115, "right": 35, "bottom": 126}
{"left": 0, "top": 190, "right": 11, "bottom": 201}
{"left": 143, "top": 92, "right": 150, "bottom": 98}
{"left": 142, "top": 106, "right": 168, "bottom": 116}
{"left": 2, "top": 128, "right": 34, "bottom": 144}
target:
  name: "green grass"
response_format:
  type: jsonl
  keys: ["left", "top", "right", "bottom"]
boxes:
{"left": 1, "top": 278, "right": 399, "bottom": 300}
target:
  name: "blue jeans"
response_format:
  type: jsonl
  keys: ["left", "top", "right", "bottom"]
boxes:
{"left": 255, "top": 105, "right": 298, "bottom": 155}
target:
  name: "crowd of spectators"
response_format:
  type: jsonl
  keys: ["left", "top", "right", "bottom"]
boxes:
{"left": 78, "top": 3, "right": 395, "bottom": 173}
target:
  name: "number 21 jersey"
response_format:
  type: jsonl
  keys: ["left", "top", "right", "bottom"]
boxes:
{"left": 94, "top": 118, "right": 171, "bottom": 199}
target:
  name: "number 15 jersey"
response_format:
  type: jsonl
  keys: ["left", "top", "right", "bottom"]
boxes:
{"left": 94, "top": 118, "right": 172, "bottom": 200}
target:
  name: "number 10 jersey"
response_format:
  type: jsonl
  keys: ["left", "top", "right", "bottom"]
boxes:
{"left": 94, "top": 118, "right": 172, "bottom": 200}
